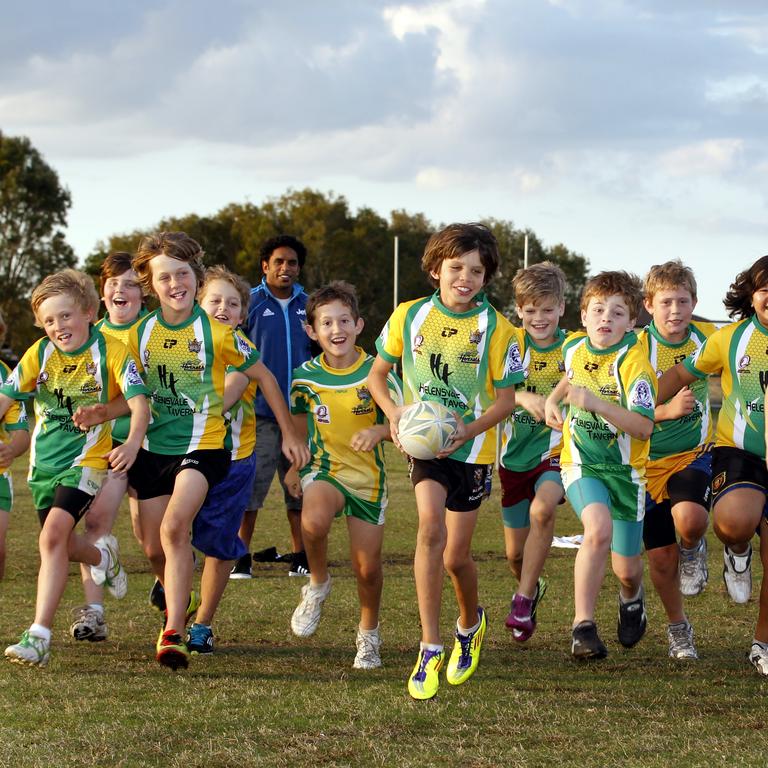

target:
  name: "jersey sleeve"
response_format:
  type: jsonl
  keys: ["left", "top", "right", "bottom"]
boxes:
{"left": 291, "top": 374, "right": 311, "bottom": 415}
{"left": 385, "top": 369, "right": 404, "bottom": 407}
{"left": 375, "top": 303, "right": 407, "bottom": 364}
{"left": 223, "top": 328, "right": 261, "bottom": 372}
{"left": 683, "top": 328, "right": 725, "bottom": 379}
{"left": 0, "top": 342, "right": 42, "bottom": 399}
{"left": 490, "top": 323, "right": 525, "bottom": 389}
{"left": 107, "top": 340, "right": 149, "bottom": 401}
{"left": 622, "top": 351, "right": 656, "bottom": 421}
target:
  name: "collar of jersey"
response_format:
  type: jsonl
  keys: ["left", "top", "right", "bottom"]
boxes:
{"left": 646, "top": 320, "right": 691, "bottom": 348}
{"left": 585, "top": 330, "right": 637, "bottom": 356}
{"left": 54, "top": 324, "right": 98, "bottom": 357}
{"left": 430, "top": 289, "right": 488, "bottom": 318}
{"left": 526, "top": 327, "right": 566, "bottom": 352}
{"left": 101, "top": 307, "right": 148, "bottom": 331}
{"left": 154, "top": 302, "right": 202, "bottom": 330}
{"left": 319, "top": 346, "right": 366, "bottom": 375}
{"left": 751, "top": 314, "right": 768, "bottom": 335}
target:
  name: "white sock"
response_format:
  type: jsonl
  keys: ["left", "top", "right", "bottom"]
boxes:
{"left": 96, "top": 548, "right": 109, "bottom": 571}
{"left": 29, "top": 623, "right": 51, "bottom": 642}
{"left": 358, "top": 625, "right": 379, "bottom": 637}
{"left": 457, "top": 617, "right": 481, "bottom": 636}
{"left": 89, "top": 603, "right": 104, "bottom": 616}
{"left": 620, "top": 586, "right": 643, "bottom": 604}
{"left": 420, "top": 641, "right": 443, "bottom": 653}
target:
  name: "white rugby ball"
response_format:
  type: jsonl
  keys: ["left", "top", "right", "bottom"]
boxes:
{"left": 397, "top": 400, "right": 459, "bottom": 460}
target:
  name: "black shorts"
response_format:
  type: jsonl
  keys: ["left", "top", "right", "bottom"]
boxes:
{"left": 128, "top": 448, "right": 231, "bottom": 500}
{"left": 409, "top": 456, "right": 492, "bottom": 512}
{"left": 711, "top": 446, "right": 768, "bottom": 511}
{"left": 37, "top": 486, "right": 95, "bottom": 527}
{"left": 643, "top": 466, "right": 712, "bottom": 551}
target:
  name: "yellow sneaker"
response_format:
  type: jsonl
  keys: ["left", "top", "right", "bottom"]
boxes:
{"left": 407, "top": 646, "right": 444, "bottom": 700}
{"left": 446, "top": 607, "right": 486, "bottom": 686}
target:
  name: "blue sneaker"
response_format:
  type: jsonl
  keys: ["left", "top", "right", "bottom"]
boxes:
{"left": 186, "top": 623, "right": 214, "bottom": 655}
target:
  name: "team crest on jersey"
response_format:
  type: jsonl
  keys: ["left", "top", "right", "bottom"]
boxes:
{"left": 738, "top": 354, "right": 751, "bottom": 373}
{"left": 505, "top": 343, "right": 523, "bottom": 375}
{"left": 631, "top": 379, "right": 653, "bottom": 410}
{"left": 413, "top": 334, "right": 424, "bottom": 354}
{"left": 356, "top": 386, "right": 371, "bottom": 402}
{"left": 86, "top": 362, "right": 97, "bottom": 376}
{"left": 37, "top": 371, "right": 49, "bottom": 385}
{"left": 235, "top": 335, "right": 252, "bottom": 359}
{"left": 608, "top": 363, "right": 615, "bottom": 376}
{"left": 188, "top": 338, "right": 202, "bottom": 353}
{"left": 558, "top": 361, "right": 565, "bottom": 373}
{"left": 125, "top": 360, "right": 143, "bottom": 388}
{"left": 469, "top": 329, "right": 484, "bottom": 345}
{"left": 315, "top": 404, "right": 331, "bottom": 424}
{"left": 143, "top": 349, "right": 151, "bottom": 365}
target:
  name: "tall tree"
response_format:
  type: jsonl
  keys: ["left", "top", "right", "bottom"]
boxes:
{"left": 0, "top": 132, "right": 76, "bottom": 350}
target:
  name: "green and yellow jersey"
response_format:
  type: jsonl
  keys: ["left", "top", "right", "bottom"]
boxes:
{"left": 683, "top": 315, "right": 768, "bottom": 458}
{"left": 292, "top": 348, "right": 403, "bottom": 506}
{"left": 129, "top": 304, "right": 260, "bottom": 455}
{"left": 501, "top": 327, "right": 566, "bottom": 472}
{"left": 224, "top": 331, "right": 259, "bottom": 461}
{"left": 560, "top": 332, "right": 656, "bottom": 478}
{"left": 0, "top": 359, "right": 28, "bottom": 474}
{"left": 0, "top": 328, "right": 147, "bottom": 473}
{"left": 637, "top": 320, "right": 717, "bottom": 460}
{"left": 376, "top": 291, "right": 524, "bottom": 465}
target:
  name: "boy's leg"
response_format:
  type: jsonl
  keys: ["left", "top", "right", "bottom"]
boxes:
{"left": 672, "top": 501, "right": 709, "bottom": 551}
{"left": 749, "top": 518, "right": 768, "bottom": 675}
{"left": 612, "top": 517, "right": 647, "bottom": 649}
{"left": 503, "top": 524, "right": 528, "bottom": 581}
{"left": 347, "top": 516, "right": 384, "bottom": 631}
{"left": 0, "top": 508, "right": 8, "bottom": 580}
{"left": 195, "top": 557, "right": 234, "bottom": 627}
{"left": 518, "top": 480, "right": 562, "bottom": 598}
{"left": 444, "top": 508, "right": 480, "bottom": 631}
{"left": 573, "top": 503, "right": 612, "bottom": 624}
{"left": 137, "top": 495, "right": 170, "bottom": 582}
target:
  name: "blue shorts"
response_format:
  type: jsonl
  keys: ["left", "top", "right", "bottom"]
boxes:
{"left": 192, "top": 452, "right": 256, "bottom": 560}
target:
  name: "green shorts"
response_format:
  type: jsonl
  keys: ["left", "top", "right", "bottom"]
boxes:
{"left": 28, "top": 465, "right": 105, "bottom": 516}
{"left": 0, "top": 471, "right": 12, "bottom": 511}
{"left": 302, "top": 473, "right": 386, "bottom": 526}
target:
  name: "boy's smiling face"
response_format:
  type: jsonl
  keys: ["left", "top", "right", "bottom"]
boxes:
{"left": 150, "top": 253, "right": 197, "bottom": 322}
{"left": 431, "top": 249, "right": 486, "bottom": 313}
{"left": 516, "top": 296, "right": 565, "bottom": 345}
{"left": 581, "top": 293, "right": 634, "bottom": 350}
{"left": 306, "top": 299, "right": 363, "bottom": 369}
{"left": 200, "top": 278, "right": 244, "bottom": 330}
{"left": 103, "top": 269, "right": 142, "bottom": 326}
{"left": 36, "top": 293, "right": 94, "bottom": 352}
{"left": 644, "top": 287, "right": 695, "bottom": 344}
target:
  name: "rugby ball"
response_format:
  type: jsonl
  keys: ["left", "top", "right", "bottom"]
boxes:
{"left": 397, "top": 400, "right": 459, "bottom": 460}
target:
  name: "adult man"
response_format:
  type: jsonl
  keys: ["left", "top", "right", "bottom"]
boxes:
{"left": 230, "top": 235, "right": 313, "bottom": 579}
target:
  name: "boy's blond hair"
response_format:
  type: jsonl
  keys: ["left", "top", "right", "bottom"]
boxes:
{"left": 644, "top": 260, "right": 697, "bottom": 302}
{"left": 30, "top": 269, "right": 100, "bottom": 325}
{"left": 513, "top": 261, "right": 566, "bottom": 307}
{"left": 132, "top": 231, "right": 205, "bottom": 296}
{"left": 200, "top": 265, "right": 251, "bottom": 325}
{"left": 580, "top": 271, "right": 644, "bottom": 320}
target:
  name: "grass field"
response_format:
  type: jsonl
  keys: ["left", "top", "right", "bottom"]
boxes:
{"left": 1, "top": 449, "right": 767, "bottom": 768}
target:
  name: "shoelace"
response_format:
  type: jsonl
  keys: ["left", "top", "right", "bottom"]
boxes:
{"left": 414, "top": 650, "right": 440, "bottom": 682}
{"left": 668, "top": 624, "right": 691, "bottom": 650}
{"left": 357, "top": 635, "right": 379, "bottom": 660}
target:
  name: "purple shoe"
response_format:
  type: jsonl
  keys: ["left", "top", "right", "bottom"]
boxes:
{"left": 506, "top": 593, "right": 535, "bottom": 642}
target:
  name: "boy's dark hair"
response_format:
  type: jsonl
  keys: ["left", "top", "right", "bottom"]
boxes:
{"left": 260, "top": 235, "right": 307, "bottom": 269}
{"left": 580, "top": 270, "right": 644, "bottom": 320}
{"left": 306, "top": 281, "right": 360, "bottom": 326}
{"left": 100, "top": 251, "right": 141, "bottom": 295}
{"left": 724, "top": 255, "right": 768, "bottom": 320}
{"left": 422, "top": 223, "right": 500, "bottom": 288}
{"left": 132, "top": 232, "right": 205, "bottom": 296}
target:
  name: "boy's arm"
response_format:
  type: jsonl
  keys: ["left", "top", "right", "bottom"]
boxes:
{"left": 107, "top": 395, "right": 149, "bottom": 473}
{"left": 544, "top": 375, "right": 570, "bottom": 430}
{"left": 368, "top": 355, "right": 407, "bottom": 449}
{"left": 0, "top": 393, "right": 14, "bottom": 424}
{"left": 246, "top": 360, "right": 309, "bottom": 468}
{"left": 350, "top": 424, "right": 392, "bottom": 452}
{"left": 73, "top": 395, "right": 130, "bottom": 431}
{"left": 284, "top": 413, "right": 308, "bottom": 499}
{"left": 224, "top": 371, "right": 249, "bottom": 413}
{"left": 654, "top": 386, "right": 695, "bottom": 422}
{"left": 0, "top": 429, "right": 31, "bottom": 468}
{"left": 567, "top": 386, "right": 654, "bottom": 441}
{"left": 514, "top": 389, "right": 546, "bottom": 422}
{"left": 657, "top": 363, "right": 697, "bottom": 404}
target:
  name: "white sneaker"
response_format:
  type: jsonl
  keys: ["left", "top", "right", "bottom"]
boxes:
{"left": 723, "top": 544, "right": 752, "bottom": 604}
{"left": 353, "top": 627, "right": 382, "bottom": 670}
{"left": 679, "top": 538, "right": 708, "bottom": 597}
{"left": 91, "top": 535, "right": 128, "bottom": 599}
{"left": 290, "top": 576, "right": 331, "bottom": 637}
{"left": 69, "top": 605, "right": 108, "bottom": 642}
{"left": 5, "top": 630, "right": 50, "bottom": 667}
{"left": 749, "top": 642, "right": 768, "bottom": 676}
{"left": 667, "top": 620, "right": 698, "bottom": 660}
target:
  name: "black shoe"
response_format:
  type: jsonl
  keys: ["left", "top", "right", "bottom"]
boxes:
{"left": 253, "top": 546, "right": 280, "bottom": 563}
{"left": 289, "top": 551, "right": 310, "bottom": 577}
{"left": 149, "top": 578, "right": 166, "bottom": 612}
{"left": 617, "top": 589, "right": 647, "bottom": 648}
{"left": 571, "top": 620, "right": 608, "bottom": 660}
{"left": 230, "top": 553, "right": 252, "bottom": 580}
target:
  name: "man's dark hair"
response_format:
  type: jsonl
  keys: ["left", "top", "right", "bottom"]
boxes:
{"left": 260, "top": 235, "right": 307, "bottom": 269}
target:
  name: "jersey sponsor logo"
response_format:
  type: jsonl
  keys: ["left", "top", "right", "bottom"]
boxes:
{"left": 180, "top": 457, "right": 199, "bottom": 466}
{"left": 125, "top": 360, "right": 143, "bottom": 388}
{"left": 53, "top": 387, "right": 74, "bottom": 415}
{"left": 469, "top": 329, "right": 484, "bottom": 345}
{"left": 188, "top": 338, "right": 202, "bottom": 353}
{"left": 533, "top": 361, "right": 547, "bottom": 371}
{"left": 80, "top": 381, "right": 102, "bottom": 395}
{"left": 85, "top": 362, "right": 97, "bottom": 376}
{"left": 760, "top": 371, "right": 768, "bottom": 393}
{"left": 459, "top": 352, "right": 480, "bottom": 364}
{"left": 631, "top": 379, "right": 654, "bottom": 410}
{"left": 62, "top": 364, "right": 77, "bottom": 374}
{"left": 163, "top": 339, "right": 178, "bottom": 349}
{"left": 236, "top": 334, "right": 252, "bottom": 359}
{"left": 430, "top": 353, "right": 453, "bottom": 385}
{"left": 599, "top": 384, "right": 619, "bottom": 398}
{"left": 315, "top": 404, "right": 331, "bottom": 424}
{"left": 584, "top": 361, "right": 599, "bottom": 372}
{"left": 674, "top": 353, "right": 687, "bottom": 365}
{"left": 262, "top": 308, "right": 275, "bottom": 317}
{"left": 441, "top": 327, "right": 458, "bottom": 338}
{"left": 181, "top": 360, "right": 205, "bottom": 372}
{"left": 296, "top": 309, "right": 306, "bottom": 316}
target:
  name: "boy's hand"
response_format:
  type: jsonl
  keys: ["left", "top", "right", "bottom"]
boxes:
{"left": 544, "top": 397, "right": 565, "bottom": 430}
{"left": 565, "top": 385, "right": 598, "bottom": 412}
{"left": 516, "top": 391, "right": 546, "bottom": 422}
{"left": 282, "top": 432, "right": 310, "bottom": 469}
{"left": 387, "top": 405, "right": 408, "bottom": 453}
{"left": 73, "top": 403, "right": 109, "bottom": 431}
{"left": 284, "top": 465, "right": 302, "bottom": 499}
{"left": 436, "top": 415, "right": 469, "bottom": 459}
{"left": 107, "top": 440, "right": 140, "bottom": 473}
{"left": 351, "top": 427, "right": 384, "bottom": 452}
{"left": 665, "top": 386, "right": 695, "bottom": 419}
{"left": 0, "top": 443, "right": 15, "bottom": 466}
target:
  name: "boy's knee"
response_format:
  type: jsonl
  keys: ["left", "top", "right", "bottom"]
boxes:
{"left": 417, "top": 523, "right": 447, "bottom": 552}
{"left": 647, "top": 547, "right": 677, "bottom": 580}
{"left": 529, "top": 500, "right": 555, "bottom": 528}
{"left": 160, "top": 517, "right": 189, "bottom": 547}
{"left": 354, "top": 559, "right": 382, "bottom": 586}
{"left": 443, "top": 548, "right": 472, "bottom": 575}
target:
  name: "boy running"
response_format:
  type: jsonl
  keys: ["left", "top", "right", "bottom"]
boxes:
{"left": 545, "top": 271, "right": 656, "bottom": 660}
{"left": 501, "top": 262, "right": 567, "bottom": 642}
{"left": 289, "top": 281, "right": 402, "bottom": 669}
{"left": 368, "top": 222, "right": 523, "bottom": 700}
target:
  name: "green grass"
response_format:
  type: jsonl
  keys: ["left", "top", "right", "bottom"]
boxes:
{"left": 1, "top": 449, "right": 768, "bottom": 767}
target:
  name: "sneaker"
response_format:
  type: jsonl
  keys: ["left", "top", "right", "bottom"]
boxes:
{"left": 160, "top": 591, "right": 201, "bottom": 631}
{"left": 91, "top": 534, "right": 127, "bottom": 599}
{"left": 748, "top": 642, "right": 768, "bottom": 676}
{"left": 186, "top": 623, "right": 214, "bottom": 655}
{"left": 530, "top": 576, "right": 548, "bottom": 625}
{"left": 571, "top": 620, "right": 608, "bottom": 660}
{"left": 407, "top": 647, "right": 444, "bottom": 700}
{"left": 291, "top": 576, "right": 331, "bottom": 637}
{"left": 679, "top": 538, "right": 708, "bottom": 597}
{"left": 69, "top": 605, "right": 108, "bottom": 642}
{"left": 148, "top": 578, "right": 166, "bottom": 612}
{"left": 617, "top": 588, "right": 647, "bottom": 648}
{"left": 289, "top": 550, "right": 311, "bottom": 577}
{"left": 353, "top": 627, "right": 382, "bottom": 670}
{"left": 505, "top": 577, "right": 548, "bottom": 642}
{"left": 446, "top": 606, "right": 487, "bottom": 686}
{"left": 229, "top": 553, "right": 252, "bottom": 580}
{"left": 253, "top": 546, "right": 280, "bottom": 563}
{"left": 156, "top": 629, "right": 189, "bottom": 670}
{"left": 667, "top": 620, "right": 698, "bottom": 660}
{"left": 5, "top": 630, "right": 50, "bottom": 667}
{"left": 723, "top": 544, "right": 752, "bottom": 604}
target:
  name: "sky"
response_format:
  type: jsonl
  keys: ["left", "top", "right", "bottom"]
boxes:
{"left": 2, "top": 0, "right": 767, "bottom": 321}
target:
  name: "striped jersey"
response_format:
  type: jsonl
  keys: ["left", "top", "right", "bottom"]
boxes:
{"left": 637, "top": 320, "right": 718, "bottom": 460}
{"left": 376, "top": 291, "right": 524, "bottom": 465}
{"left": 501, "top": 327, "right": 566, "bottom": 472}
{"left": 128, "top": 304, "right": 260, "bottom": 455}
{"left": 683, "top": 315, "right": 768, "bottom": 458}
{"left": 560, "top": 332, "right": 656, "bottom": 475}
{"left": 0, "top": 328, "right": 147, "bottom": 473}
{"left": 292, "top": 349, "right": 403, "bottom": 505}
{"left": 0, "top": 359, "right": 28, "bottom": 474}
{"left": 224, "top": 332, "right": 259, "bottom": 460}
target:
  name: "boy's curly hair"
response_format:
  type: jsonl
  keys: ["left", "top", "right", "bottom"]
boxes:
{"left": 132, "top": 232, "right": 205, "bottom": 296}
{"left": 422, "top": 223, "right": 500, "bottom": 288}
{"left": 724, "top": 256, "right": 768, "bottom": 320}
{"left": 580, "top": 271, "right": 644, "bottom": 320}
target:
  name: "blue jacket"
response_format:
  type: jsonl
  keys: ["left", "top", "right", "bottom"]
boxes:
{"left": 246, "top": 278, "right": 312, "bottom": 420}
